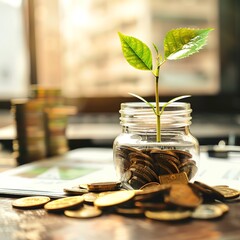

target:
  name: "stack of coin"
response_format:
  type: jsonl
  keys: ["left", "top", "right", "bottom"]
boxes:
{"left": 12, "top": 86, "right": 76, "bottom": 164}
{"left": 12, "top": 99, "right": 47, "bottom": 165}
{"left": 64, "top": 181, "right": 121, "bottom": 195}
{"left": 115, "top": 145, "right": 197, "bottom": 189}
{"left": 12, "top": 181, "right": 239, "bottom": 221}
{"left": 87, "top": 182, "right": 121, "bottom": 192}
{"left": 30, "top": 86, "right": 68, "bottom": 157}
{"left": 30, "top": 86, "right": 76, "bottom": 157}
{"left": 44, "top": 109, "right": 69, "bottom": 157}
{"left": 30, "top": 85, "right": 63, "bottom": 106}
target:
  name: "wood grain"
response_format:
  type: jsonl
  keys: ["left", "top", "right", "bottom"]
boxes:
{"left": 1, "top": 197, "right": 240, "bottom": 240}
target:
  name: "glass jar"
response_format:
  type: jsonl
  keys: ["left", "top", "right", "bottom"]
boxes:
{"left": 113, "top": 102, "right": 199, "bottom": 189}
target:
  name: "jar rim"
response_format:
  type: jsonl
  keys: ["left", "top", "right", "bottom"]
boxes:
{"left": 119, "top": 101, "right": 192, "bottom": 129}
{"left": 121, "top": 102, "right": 190, "bottom": 109}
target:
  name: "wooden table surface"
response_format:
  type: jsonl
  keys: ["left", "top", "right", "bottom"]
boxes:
{"left": 1, "top": 196, "right": 240, "bottom": 240}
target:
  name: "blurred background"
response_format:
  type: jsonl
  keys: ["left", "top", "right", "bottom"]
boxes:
{"left": 0, "top": 0, "right": 239, "bottom": 153}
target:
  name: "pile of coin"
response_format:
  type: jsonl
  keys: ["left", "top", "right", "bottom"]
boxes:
{"left": 12, "top": 86, "right": 77, "bottom": 164}
{"left": 115, "top": 145, "right": 197, "bottom": 189}
{"left": 12, "top": 181, "right": 239, "bottom": 221}
{"left": 12, "top": 99, "right": 47, "bottom": 164}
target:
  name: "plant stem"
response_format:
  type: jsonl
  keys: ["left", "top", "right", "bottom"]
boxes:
{"left": 155, "top": 65, "right": 161, "bottom": 142}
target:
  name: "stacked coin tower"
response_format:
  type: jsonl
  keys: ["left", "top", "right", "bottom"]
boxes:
{"left": 12, "top": 86, "right": 76, "bottom": 165}
{"left": 12, "top": 98, "right": 47, "bottom": 164}
{"left": 31, "top": 86, "right": 69, "bottom": 157}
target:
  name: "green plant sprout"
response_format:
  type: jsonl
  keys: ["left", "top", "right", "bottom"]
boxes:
{"left": 118, "top": 28, "right": 213, "bottom": 142}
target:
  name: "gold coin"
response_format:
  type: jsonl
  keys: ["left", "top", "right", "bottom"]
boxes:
{"left": 135, "top": 184, "right": 170, "bottom": 201}
{"left": 140, "top": 182, "right": 160, "bottom": 190}
{"left": 129, "top": 151, "right": 153, "bottom": 162}
{"left": 166, "top": 183, "right": 202, "bottom": 208}
{"left": 44, "top": 196, "right": 84, "bottom": 211}
{"left": 64, "top": 186, "right": 89, "bottom": 195}
{"left": 94, "top": 190, "right": 135, "bottom": 208}
{"left": 120, "top": 145, "right": 143, "bottom": 156}
{"left": 213, "top": 203, "right": 229, "bottom": 213}
{"left": 98, "top": 191, "right": 122, "bottom": 197}
{"left": 116, "top": 207, "right": 144, "bottom": 216}
{"left": 171, "top": 149, "right": 192, "bottom": 160}
{"left": 121, "top": 170, "right": 132, "bottom": 182}
{"left": 82, "top": 192, "right": 99, "bottom": 204}
{"left": 145, "top": 210, "right": 192, "bottom": 221}
{"left": 191, "top": 204, "right": 223, "bottom": 219}
{"left": 159, "top": 172, "right": 189, "bottom": 184}
{"left": 135, "top": 202, "right": 167, "bottom": 211}
{"left": 12, "top": 196, "right": 51, "bottom": 209}
{"left": 213, "top": 186, "right": 240, "bottom": 200}
{"left": 87, "top": 181, "right": 121, "bottom": 192}
{"left": 194, "top": 181, "right": 225, "bottom": 201}
{"left": 129, "top": 166, "right": 155, "bottom": 183}
{"left": 79, "top": 184, "right": 88, "bottom": 189}
{"left": 64, "top": 205, "right": 102, "bottom": 218}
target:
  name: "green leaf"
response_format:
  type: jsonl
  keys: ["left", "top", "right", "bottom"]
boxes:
{"left": 118, "top": 32, "right": 152, "bottom": 70}
{"left": 129, "top": 92, "right": 157, "bottom": 115}
{"left": 153, "top": 43, "right": 159, "bottom": 54}
{"left": 164, "top": 28, "right": 213, "bottom": 60}
{"left": 160, "top": 95, "right": 191, "bottom": 115}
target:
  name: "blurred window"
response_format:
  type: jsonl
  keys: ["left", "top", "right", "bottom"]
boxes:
{"left": 31, "top": 0, "right": 220, "bottom": 98}
{"left": 0, "top": 0, "right": 29, "bottom": 100}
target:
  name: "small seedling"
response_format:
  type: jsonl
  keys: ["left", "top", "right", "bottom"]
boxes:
{"left": 118, "top": 28, "right": 213, "bottom": 142}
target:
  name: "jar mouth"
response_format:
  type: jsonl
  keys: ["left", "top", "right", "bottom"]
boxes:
{"left": 121, "top": 102, "right": 190, "bottom": 110}
{"left": 120, "top": 102, "right": 192, "bottom": 129}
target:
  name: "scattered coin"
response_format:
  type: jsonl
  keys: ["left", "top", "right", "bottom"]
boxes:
{"left": 213, "top": 186, "right": 240, "bottom": 200}
{"left": 44, "top": 196, "right": 84, "bottom": 212}
{"left": 79, "top": 184, "right": 88, "bottom": 189}
{"left": 64, "top": 186, "right": 89, "bottom": 195}
{"left": 115, "top": 207, "right": 144, "bottom": 216}
{"left": 145, "top": 210, "right": 192, "bottom": 221}
{"left": 82, "top": 192, "right": 99, "bottom": 204}
{"left": 194, "top": 181, "right": 225, "bottom": 201}
{"left": 64, "top": 205, "right": 102, "bottom": 218}
{"left": 214, "top": 203, "right": 229, "bottom": 213}
{"left": 166, "top": 183, "right": 202, "bottom": 208}
{"left": 11, "top": 179, "right": 240, "bottom": 223}
{"left": 135, "top": 202, "right": 167, "bottom": 211}
{"left": 87, "top": 181, "right": 121, "bottom": 192}
{"left": 191, "top": 204, "right": 223, "bottom": 219}
{"left": 134, "top": 184, "right": 170, "bottom": 201}
{"left": 12, "top": 196, "right": 51, "bottom": 209}
{"left": 98, "top": 191, "right": 122, "bottom": 197}
{"left": 94, "top": 190, "right": 135, "bottom": 208}
{"left": 140, "top": 182, "right": 160, "bottom": 190}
